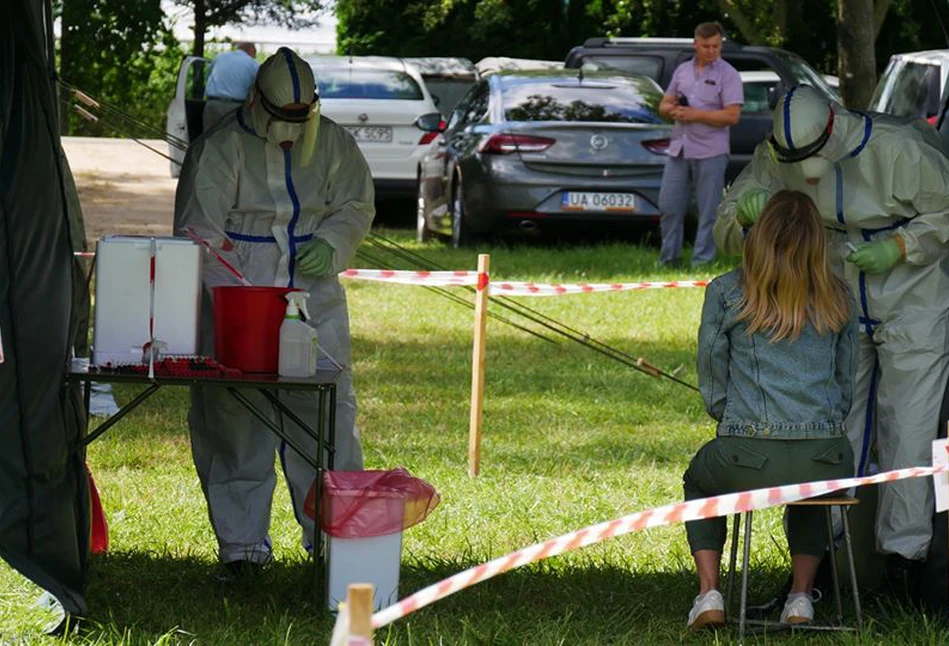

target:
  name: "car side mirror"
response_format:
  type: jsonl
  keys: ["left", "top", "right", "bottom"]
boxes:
{"left": 416, "top": 113, "right": 447, "bottom": 132}
{"left": 767, "top": 86, "right": 780, "bottom": 110}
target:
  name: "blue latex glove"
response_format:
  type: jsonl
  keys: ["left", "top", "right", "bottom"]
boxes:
{"left": 296, "top": 238, "right": 335, "bottom": 277}
{"left": 846, "top": 238, "right": 902, "bottom": 275}
{"left": 736, "top": 189, "right": 769, "bottom": 227}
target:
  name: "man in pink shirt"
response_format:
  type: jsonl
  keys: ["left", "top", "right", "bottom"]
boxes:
{"left": 657, "top": 22, "right": 743, "bottom": 268}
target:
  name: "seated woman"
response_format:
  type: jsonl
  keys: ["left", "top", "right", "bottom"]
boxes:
{"left": 684, "top": 190, "right": 857, "bottom": 630}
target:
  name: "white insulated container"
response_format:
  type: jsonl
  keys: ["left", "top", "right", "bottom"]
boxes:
{"left": 92, "top": 236, "right": 202, "bottom": 366}
{"left": 326, "top": 531, "right": 402, "bottom": 612}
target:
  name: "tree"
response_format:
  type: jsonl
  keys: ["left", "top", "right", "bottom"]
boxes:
{"left": 838, "top": 0, "right": 879, "bottom": 109}
{"left": 711, "top": 0, "right": 790, "bottom": 45}
{"left": 169, "top": 0, "right": 326, "bottom": 58}
{"left": 710, "top": 0, "right": 903, "bottom": 107}
{"left": 60, "top": 0, "right": 184, "bottom": 136}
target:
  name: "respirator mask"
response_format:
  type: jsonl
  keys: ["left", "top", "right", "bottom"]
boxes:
{"left": 247, "top": 47, "right": 321, "bottom": 163}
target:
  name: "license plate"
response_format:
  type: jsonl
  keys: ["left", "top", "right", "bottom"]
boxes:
{"left": 561, "top": 191, "right": 636, "bottom": 212}
{"left": 345, "top": 126, "right": 392, "bottom": 142}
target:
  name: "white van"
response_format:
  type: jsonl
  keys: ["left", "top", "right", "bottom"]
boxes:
{"left": 869, "top": 50, "right": 949, "bottom": 124}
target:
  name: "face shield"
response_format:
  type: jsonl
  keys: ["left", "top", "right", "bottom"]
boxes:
{"left": 768, "top": 85, "right": 837, "bottom": 183}
{"left": 248, "top": 47, "right": 322, "bottom": 163}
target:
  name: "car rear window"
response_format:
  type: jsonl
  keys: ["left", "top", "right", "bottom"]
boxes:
{"left": 573, "top": 55, "right": 663, "bottom": 82}
{"left": 870, "top": 59, "right": 942, "bottom": 119}
{"left": 316, "top": 69, "right": 424, "bottom": 100}
{"left": 771, "top": 52, "right": 840, "bottom": 101}
{"left": 501, "top": 76, "right": 663, "bottom": 123}
{"left": 425, "top": 79, "right": 476, "bottom": 113}
{"left": 743, "top": 82, "right": 775, "bottom": 113}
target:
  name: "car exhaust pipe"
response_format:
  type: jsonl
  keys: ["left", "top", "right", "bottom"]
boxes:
{"left": 519, "top": 219, "right": 539, "bottom": 231}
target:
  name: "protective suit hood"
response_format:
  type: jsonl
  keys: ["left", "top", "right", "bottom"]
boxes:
{"left": 247, "top": 47, "right": 321, "bottom": 160}
{"left": 769, "top": 84, "right": 872, "bottom": 179}
{"left": 770, "top": 85, "right": 834, "bottom": 161}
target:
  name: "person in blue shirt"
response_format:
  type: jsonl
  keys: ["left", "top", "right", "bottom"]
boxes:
{"left": 203, "top": 42, "right": 260, "bottom": 132}
{"left": 685, "top": 190, "right": 857, "bottom": 630}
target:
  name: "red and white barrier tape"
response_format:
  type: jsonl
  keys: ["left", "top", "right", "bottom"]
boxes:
{"left": 489, "top": 280, "right": 708, "bottom": 296}
{"left": 73, "top": 258, "right": 707, "bottom": 295}
{"left": 340, "top": 268, "right": 478, "bottom": 287}
{"left": 339, "top": 268, "right": 707, "bottom": 295}
{"left": 371, "top": 464, "right": 946, "bottom": 628}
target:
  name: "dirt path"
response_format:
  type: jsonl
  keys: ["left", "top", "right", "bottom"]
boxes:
{"left": 62, "top": 136, "right": 178, "bottom": 242}
{"left": 62, "top": 136, "right": 413, "bottom": 243}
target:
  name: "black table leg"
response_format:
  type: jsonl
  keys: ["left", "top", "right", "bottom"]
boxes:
{"left": 259, "top": 389, "right": 335, "bottom": 454}
{"left": 77, "top": 384, "right": 161, "bottom": 450}
{"left": 225, "top": 387, "right": 321, "bottom": 472}
{"left": 253, "top": 387, "right": 334, "bottom": 608}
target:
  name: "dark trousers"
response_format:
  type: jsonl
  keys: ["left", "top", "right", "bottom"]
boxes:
{"left": 683, "top": 436, "right": 854, "bottom": 557}
{"left": 658, "top": 153, "right": 728, "bottom": 265}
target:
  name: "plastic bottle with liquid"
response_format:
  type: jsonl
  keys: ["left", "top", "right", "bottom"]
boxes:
{"left": 278, "top": 291, "right": 318, "bottom": 377}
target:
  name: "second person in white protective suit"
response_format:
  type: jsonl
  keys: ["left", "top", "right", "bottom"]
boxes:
{"left": 714, "top": 84, "right": 949, "bottom": 596}
{"left": 174, "top": 47, "right": 375, "bottom": 574}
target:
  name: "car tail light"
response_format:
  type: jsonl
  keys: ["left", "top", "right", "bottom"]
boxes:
{"left": 642, "top": 138, "right": 671, "bottom": 155}
{"left": 416, "top": 114, "right": 447, "bottom": 145}
{"left": 418, "top": 131, "right": 440, "bottom": 145}
{"left": 417, "top": 117, "right": 447, "bottom": 145}
{"left": 478, "top": 134, "right": 555, "bottom": 155}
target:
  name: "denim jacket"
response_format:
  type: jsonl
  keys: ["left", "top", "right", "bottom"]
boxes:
{"left": 697, "top": 269, "right": 857, "bottom": 439}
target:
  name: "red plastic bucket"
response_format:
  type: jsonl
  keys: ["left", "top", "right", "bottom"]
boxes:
{"left": 212, "top": 286, "right": 298, "bottom": 373}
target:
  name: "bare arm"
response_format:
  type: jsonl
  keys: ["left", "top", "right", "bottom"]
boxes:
{"left": 673, "top": 103, "right": 741, "bottom": 127}
{"left": 658, "top": 94, "right": 679, "bottom": 120}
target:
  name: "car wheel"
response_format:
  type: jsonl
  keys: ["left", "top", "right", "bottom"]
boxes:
{"left": 451, "top": 179, "right": 472, "bottom": 249}
{"left": 416, "top": 180, "right": 433, "bottom": 244}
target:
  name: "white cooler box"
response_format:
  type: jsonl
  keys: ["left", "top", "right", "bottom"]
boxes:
{"left": 92, "top": 236, "right": 202, "bottom": 366}
{"left": 327, "top": 531, "right": 402, "bottom": 612}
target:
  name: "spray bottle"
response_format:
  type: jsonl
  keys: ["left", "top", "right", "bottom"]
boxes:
{"left": 278, "top": 291, "right": 318, "bottom": 378}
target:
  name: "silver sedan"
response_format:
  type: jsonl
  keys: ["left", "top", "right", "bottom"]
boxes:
{"left": 417, "top": 70, "right": 673, "bottom": 246}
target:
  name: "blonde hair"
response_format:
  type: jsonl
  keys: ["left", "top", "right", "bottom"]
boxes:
{"left": 738, "top": 190, "right": 851, "bottom": 341}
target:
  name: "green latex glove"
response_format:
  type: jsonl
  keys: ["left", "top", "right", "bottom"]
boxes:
{"left": 736, "top": 189, "right": 769, "bottom": 227}
{"left": 297, "top": 238, "right": 335, "bottom": 277}
{"left": 846, "top": 238, "right": 902, "bottom": 275}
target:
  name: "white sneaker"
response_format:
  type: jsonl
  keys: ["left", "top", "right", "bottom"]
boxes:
{"left": 780, "top": 593, "right": 814, "bottom": 624}
{"left": 687, "top": 589, "right": 726, "bottom": 631}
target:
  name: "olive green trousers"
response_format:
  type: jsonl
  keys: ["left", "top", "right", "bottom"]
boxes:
{"left": 683, "top": 436, "right": 854, "bottom": 556}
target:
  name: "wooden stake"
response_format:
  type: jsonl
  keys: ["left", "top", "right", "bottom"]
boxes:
{"left": 347, "top": 583, "right": 374, "bottom": 644}
{"left": 468, "top": 254, "right": 490, "bottom": 477}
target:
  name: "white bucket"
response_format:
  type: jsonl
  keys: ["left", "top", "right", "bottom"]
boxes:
{"left": 326, "top": 531, "right": 402, "bottom": 612}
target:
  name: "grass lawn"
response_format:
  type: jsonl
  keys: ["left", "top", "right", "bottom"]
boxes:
{"left": 1, "top": 228, "right": 945, "bottom": 644}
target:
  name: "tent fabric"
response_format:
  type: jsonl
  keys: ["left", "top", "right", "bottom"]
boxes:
{"left": 0, "top": 0, "right": 90, "bottom": 617}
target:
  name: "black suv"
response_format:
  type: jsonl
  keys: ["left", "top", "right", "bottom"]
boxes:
{"left": 565, "top": 37, "right": 839, "bottom": 181}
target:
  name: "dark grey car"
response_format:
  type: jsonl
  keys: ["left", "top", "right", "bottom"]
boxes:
{"left": 416, "top": 70, "right": 673, "bottom": 246}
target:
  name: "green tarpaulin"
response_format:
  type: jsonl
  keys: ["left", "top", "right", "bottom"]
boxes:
{"left": 1, "top": 0, "right": 90, "bottom": 623}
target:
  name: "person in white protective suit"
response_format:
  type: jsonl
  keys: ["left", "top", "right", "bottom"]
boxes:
{"left": 714, "top": 84, "right": 949, "bottom": 594}
{"left": 174, "top": 47, "right": 375, "bottom": 575}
